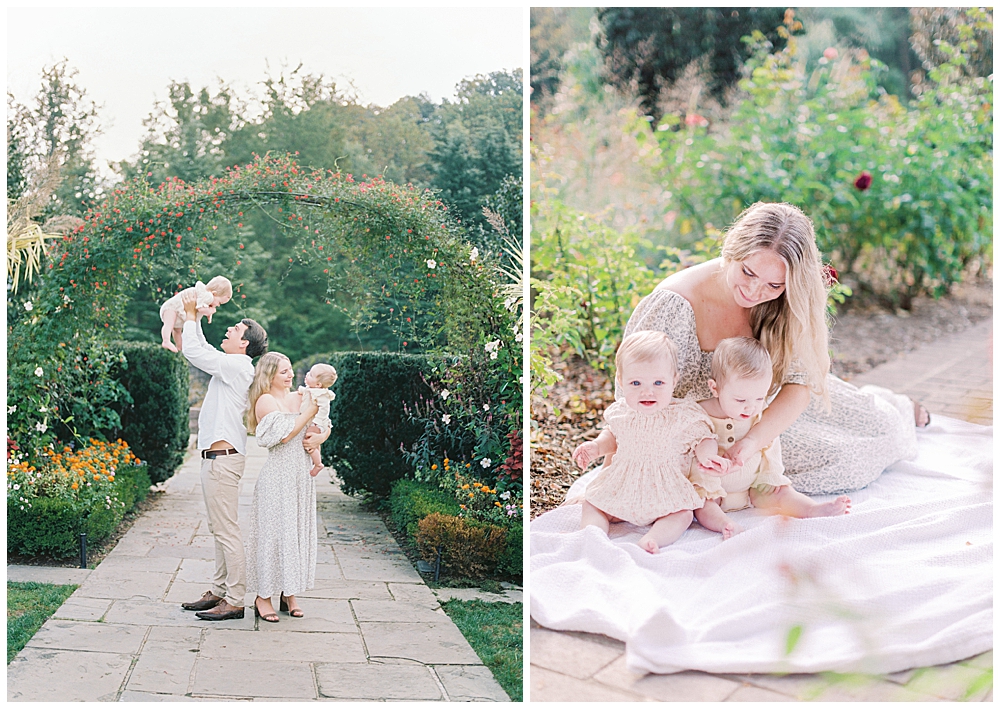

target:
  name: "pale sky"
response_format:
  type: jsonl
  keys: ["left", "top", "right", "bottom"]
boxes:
{"left": 7, "top": 7, "right": 524, "bottom": 178}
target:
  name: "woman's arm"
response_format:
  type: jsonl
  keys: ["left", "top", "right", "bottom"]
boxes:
{"left": 725, "top": 383, "right": 810, "bottom": 466}
{"left": 280, "top": 396, "right": 319, "bottom": 445}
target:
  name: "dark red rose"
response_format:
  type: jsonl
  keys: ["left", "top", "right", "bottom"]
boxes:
{"left": 823, "top": 264, "right": 839, "bottom": 286}
{"left": 854, "top": 171, "right": 872, "bottom": 191}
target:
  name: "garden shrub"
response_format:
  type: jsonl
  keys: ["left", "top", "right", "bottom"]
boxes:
{"left": 292, "top": 351, "right": 443, "bottom": 499}
{"left": 415, "top": 512, "right": 507, "bottom": 580}
{"left": 496, "top": 521, "right": 523, "bottom": 580}
{"left": 7, "top": 439, "right": 147, "bottom": 558}
{"left": 7, "top": 496, "right": 119, "bottom": 558}
{"left": 109, "top": 341, "right": 190, "bottom": 484}
{"left": 651, "top": 14, "right": 993, "bottom": 307}
{"left": 388, "top": 478, "right": 461, "bottom": 539}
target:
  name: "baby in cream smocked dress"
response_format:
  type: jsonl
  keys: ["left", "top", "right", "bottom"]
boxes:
{"left": 572, "top": 330, "right": 732, "bottom": 553}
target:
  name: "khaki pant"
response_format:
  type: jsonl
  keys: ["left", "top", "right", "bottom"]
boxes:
{"left": 200, "top": 453, "right": 246, "bottom": 607}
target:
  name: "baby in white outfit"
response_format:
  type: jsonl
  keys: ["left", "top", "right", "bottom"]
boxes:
{"left": 299, "top": 363, "right": 338, "bottom": 477}
{"left": 160, "top": 276, "right": 232, "bottom": 352}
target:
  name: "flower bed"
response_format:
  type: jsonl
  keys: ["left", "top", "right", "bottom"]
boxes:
{"left": 7, "top": 438, "right": 150, "bottom": 558}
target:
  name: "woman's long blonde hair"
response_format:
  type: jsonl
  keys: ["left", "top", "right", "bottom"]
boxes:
{"left": 720, "top": 202, "right": 830, "bottom": 405}
{"left": 246, "top": 352, "right": 291, "bottom": 434}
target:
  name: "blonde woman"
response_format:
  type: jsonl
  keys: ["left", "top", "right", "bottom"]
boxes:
{"left": 244, "top": 352, "right": 324, "bottom": 622}
{"left": 609, "top": 202, "right": 923, "bottom": 495}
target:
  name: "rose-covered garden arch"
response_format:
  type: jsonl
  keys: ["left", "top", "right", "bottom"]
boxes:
{"left": 8, "top": 153, "right": 513, "bottom": 456}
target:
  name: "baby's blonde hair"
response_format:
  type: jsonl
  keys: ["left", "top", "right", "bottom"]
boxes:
{"left": 308, "top": 363, "right": 338, "bottom": 388}
{"left": 710, "top": 337, "right": 773, "bottom": 389}
{"left": 205, "top": 276, "right": 233, "bottom": 300}
{"left": 614, "top": 330, "right": 678, "bottom": 385}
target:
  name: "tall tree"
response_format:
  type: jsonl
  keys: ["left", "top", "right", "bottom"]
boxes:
{"left": 596, "top": 7, "right": 787, "bottom": 122}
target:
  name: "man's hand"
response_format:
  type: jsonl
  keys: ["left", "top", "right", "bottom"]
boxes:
{"left": 181, "top": 290, "right": 198, "bottom": 321}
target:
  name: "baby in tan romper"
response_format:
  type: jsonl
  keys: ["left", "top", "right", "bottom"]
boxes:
{"left": 689, "top": 337, "right": 852, "bottom": 539}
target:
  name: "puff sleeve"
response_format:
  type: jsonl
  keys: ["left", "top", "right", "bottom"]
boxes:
{"left": 255, "top": 411, "right": 295, "bottom": 449}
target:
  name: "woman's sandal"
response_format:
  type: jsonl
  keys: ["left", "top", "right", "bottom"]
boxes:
{"left": 254, "top": 599, "right": 279, "bottom": 623}
{"left": 280, "top": 594, "right": 304, "bottom": 618}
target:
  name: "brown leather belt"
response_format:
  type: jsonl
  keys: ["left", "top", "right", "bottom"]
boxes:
{"left": 202, "top": 448, "right": 238, "bottom": 459}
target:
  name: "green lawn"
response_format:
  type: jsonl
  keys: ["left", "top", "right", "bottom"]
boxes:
{"left": 7, "top": 582, "right": 78, "bottom": 663}
{"left": 440, "top": 599, "right": 523, "bottom": 701}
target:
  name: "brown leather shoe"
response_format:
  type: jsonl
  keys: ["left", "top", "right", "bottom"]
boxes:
{"left": 195, "top": 600, "right": 245, "bottom": 621}
{"left": 181, "top": 591, "right": 223, "bottom": 611}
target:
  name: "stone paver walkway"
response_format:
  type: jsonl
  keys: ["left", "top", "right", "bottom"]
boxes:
{"left": 8, "top": 437, "right": 508, "bottom": 702}
{"left": 530, "top": 319, "right": 993, "bottom": 702}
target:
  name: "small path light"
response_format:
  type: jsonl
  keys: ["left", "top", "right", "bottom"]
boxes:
{"left": 79, "top": 532, "right": 87, "bottom": 569}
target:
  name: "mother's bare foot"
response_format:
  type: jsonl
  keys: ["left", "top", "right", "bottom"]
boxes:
{"left": 808, "top": 495, "right": 851, "bottom": 517}
{"left": 722, "top": 521, "right": 744, "bottom": 540}
{"left": 638, "top": 534, "right": 659, "bottom": 554}
{"left": 912, "top": 399, "right": 931, "bottom": 428}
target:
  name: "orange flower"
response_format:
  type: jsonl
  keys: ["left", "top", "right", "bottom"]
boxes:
{"left": 71, "top": 482, "right": 78, "bottom": 490}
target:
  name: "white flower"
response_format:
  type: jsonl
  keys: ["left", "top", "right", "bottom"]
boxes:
{"left": 441, "top": 414, "right": 451, "bottom": 425}
{"left": 63, "top": 294, "right": 71, "bottom": 304}
{"left": 34, "top": 422, "right": 47, "bottom": 433}
{"left": 490, "top": 351, "right": 498, "bottom": 360}
{"left": 426, "top": 259, "right": 437, "bottom": 269}
{"left": 470, "top": 247, "right": 479, "bottom": 262}
{"left": 12, "top": 484, "right": 20, "bottom": 491}
{"left": 34, "top": 367, "right": 44, "bottom": 377}
{"left": 441, "top": 390, "right": 450, "bottom": 400}
{"left": 484, "top": 340, "right": 501, "bottom": 353}
{"left": 23, "top": 301, "right": 33, "bottom": 311}
{"left": 38, "top": 406, "right": 47, "bottom": 413}
{"left": 8, "top": 405, "right": 16, "bottom": 414}
{"left": 500, "top": 491, "right": 511, "bottom": 500}
{"left": 480, "top": 458, "right": 492, "bottom": 468}
{"left": 483, "top": 404, "right": 490, "bottom": 411}
{"left": 515, "top": 331, "right": 523, "bottom": 343}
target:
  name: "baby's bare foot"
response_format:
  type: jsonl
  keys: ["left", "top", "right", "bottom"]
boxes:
{"left": 161, "top": 342, "right": 178, "bottom": 352}
{"left": 638, "top": 534, "right": 659, "bottom": 554}
{"left": 308, "top": 464, "right": 323, "bottom": 478}
{"left": 808, "top": 495, "right": 851, "bottom": 517}
{"left": 722, "top": 521, "right": 744, "bottom": 540}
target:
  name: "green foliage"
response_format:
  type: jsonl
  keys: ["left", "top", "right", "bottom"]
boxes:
{"left": 109, "top": 342, "right": 189, "bottom": 484}
{"left": 530, "top": 7, "right": 596, "bottom": 108}
{"left": 651, "top": 18, "right": 993, "bottom": 307}
{"left": 292, "top": 351, "right": 441, "bottom": 499}
{"left": 8, "top": 582, "right": 78, "bottom": 663}
{"left": 597, "top": 7, "right": 788, "bottom": 120}
{"left": 415, "top": 512, "right": 507, "bottom": 579}
{"left": 530, "top": 194, "right": 715, "bottom": 392}
{"left": 8, "top": 495, "right": 118, "bottom": 558}
{"left": 388, "top": 478, "right": 461, "bottom": 539}
{"left": 440, "top": 599, "right": 523, "bottom": 701}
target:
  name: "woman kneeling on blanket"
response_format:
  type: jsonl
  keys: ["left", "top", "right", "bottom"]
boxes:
{"left": 569, "top": 202, "right": 925, "bottom": 546}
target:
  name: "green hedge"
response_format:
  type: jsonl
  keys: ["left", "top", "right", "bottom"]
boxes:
{"left": 109, "top": 341, "right": 190, "bottom": 484}
{"left": 7, "top": 463, "right": 150, "bottom": 559}
{"left": 292, "top": 352, "right": 444, "bottom": 499}
{"left": 389, "top": 479, "right": 462, "bottom": 538}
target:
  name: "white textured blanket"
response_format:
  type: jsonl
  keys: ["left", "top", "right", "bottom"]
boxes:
{"left": 530, "top": 415, "right": 992, "bottom": 675}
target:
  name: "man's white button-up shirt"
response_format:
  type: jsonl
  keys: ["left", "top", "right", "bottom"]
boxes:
{"left": 182, "top": 320, "right": 254, "bottom": 454}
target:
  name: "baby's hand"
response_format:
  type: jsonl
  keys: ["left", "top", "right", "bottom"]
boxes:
{"left": 572, "top": 441, "right": 600, "bottom": 470}
{"left": 197, "top": 305, "right": 217, "bottom": 324}
{"left": 698, "top": 455, "right": 732, "bottom": 476}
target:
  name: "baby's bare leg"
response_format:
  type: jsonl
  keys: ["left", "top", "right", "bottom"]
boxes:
{"left": 306, "top": 424, "right": 323, "bottom": 477}
{"left": 750, "top": 485, "right": 850, "bottom": 518}
{"left": 639, "top": 509, "right": 694, "bottom": 554}
{"left": 694, "top": 499, "right": 743, "bottom": 540}
{"left": 580, "top": 500, "right": 610, "bottom": 534}
{"left": 161, "top": 311, "right": 179, "bottom": 351}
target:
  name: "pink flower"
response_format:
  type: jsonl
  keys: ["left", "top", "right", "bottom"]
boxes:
{"left": 685, "top": 113, "right": 709, "bottom": 128}
{"left": 854, "top": 171, "right": 872, "bottom": 191}
{"left": 823, "top": 47, "right": 839, "bottom": 60}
